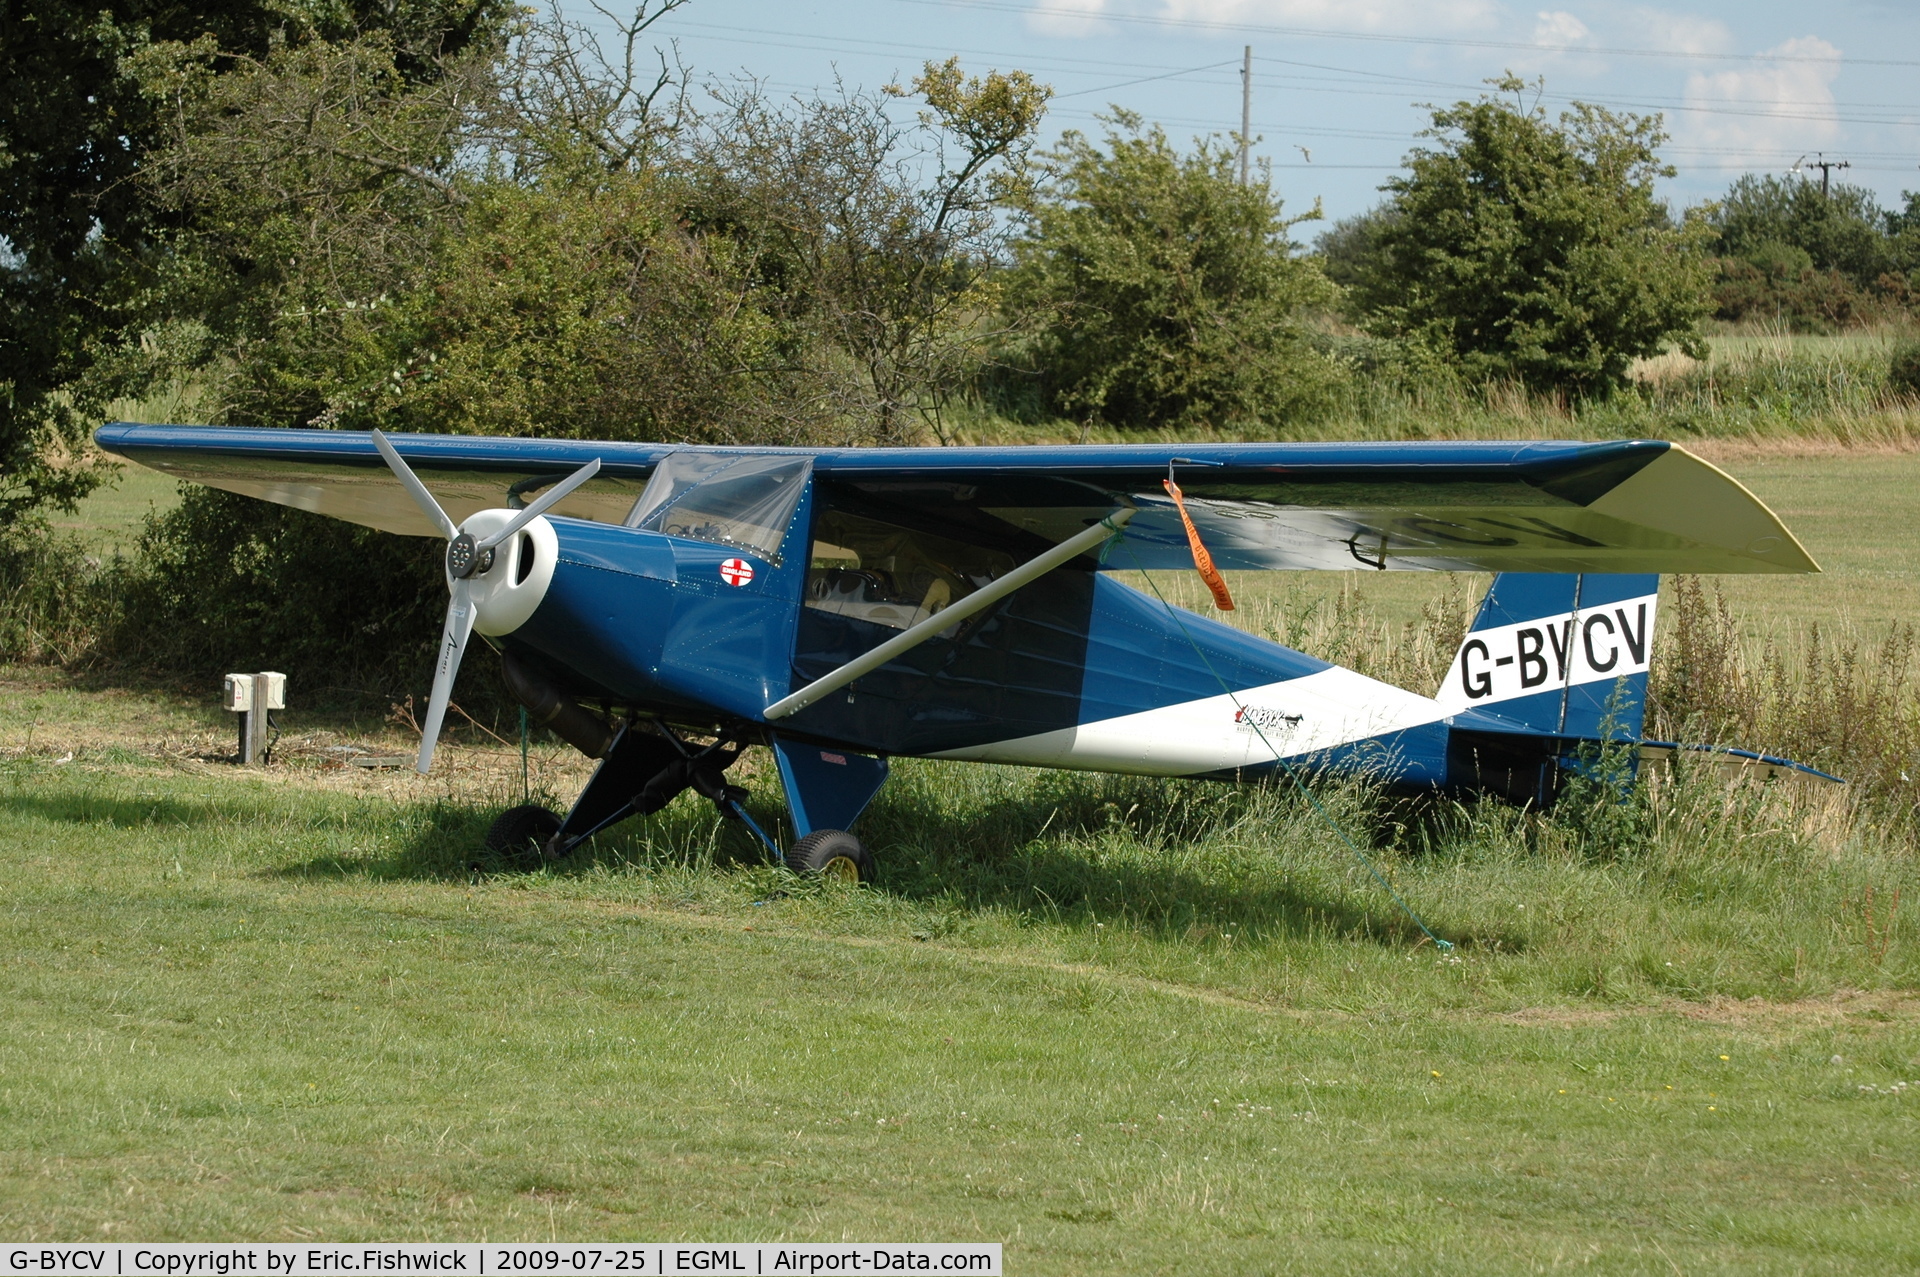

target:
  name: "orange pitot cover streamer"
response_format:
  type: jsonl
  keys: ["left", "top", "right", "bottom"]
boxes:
{"left": 1163, "top": 477, "right": 1235, "bottom": 611}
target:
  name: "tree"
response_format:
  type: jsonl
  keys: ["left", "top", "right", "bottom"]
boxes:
{"left": 0, "top": 0, "right": 510, "bottom": 528}
{"left": 1006, "top": 111, "right": 1338, "bottom": 433}
{"left": 95, "top": 16, "right": 1056, "bottom": 687}
{"left": 1710, "top": 174, "right": 1898, "bottom": 285}
{"left": 1699, "top": 174, "right": 1916, "bottom": 330}
{"left": 1314, "top": 205, "right": 1400, "bottom": 311}
{"left": 1351, "top": 77, "right": 1710, "bottom": 396}
{"left": 294, "top": 176, "right": 833, "bottom": 447}
{"left": 107, "top": 7, "right": 837, "bottom": 688}
{"left": 682, "top": 59, "right": 1051, "bottom": 444}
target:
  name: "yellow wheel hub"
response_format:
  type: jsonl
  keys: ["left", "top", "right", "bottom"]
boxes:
{"left": 820, "top": 854, "right": 861, "bottom": 884}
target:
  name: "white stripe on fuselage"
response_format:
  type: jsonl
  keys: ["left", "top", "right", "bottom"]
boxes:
{"left": 1434, "top": 593, "right": 1657, "bottom": 713}
{"left": 929, "top": 666, "right": 1447, "bottom": 776}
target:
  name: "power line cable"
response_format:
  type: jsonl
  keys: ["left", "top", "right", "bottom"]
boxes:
{"left": 664, "top": 19, "right": 1920, "bottom": 116}
{"left": 676, "top": 33, "right": 1920, "bottom": 130}
{"left": 715, "top": 72, "right": 1915, "bottom": 171}
{"left": 895, "top": 0, "right": 1920, "bottom": 68}
{"left": 1253, "top": 54, "right": 1920, "bottom": 116}
{"left": 1054, "top": 58, "right": 1239, "bottom": 99}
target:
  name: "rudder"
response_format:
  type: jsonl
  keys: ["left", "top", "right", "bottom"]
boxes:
{"left": 1436, "top": 573, "right": 1659, "bottom": 740}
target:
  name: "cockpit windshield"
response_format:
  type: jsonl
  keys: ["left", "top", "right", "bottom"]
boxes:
{"left": 806, "top": 509, "right": 1015, "bottom": 633}
{"left": 626, "top": 453, "right": 812, "bottom": 564}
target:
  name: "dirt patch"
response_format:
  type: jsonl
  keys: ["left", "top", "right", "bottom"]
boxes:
{"left": 1673, "top": 988, "right": 1920, "bottom": 1026}
{"left": 1492, "top": 989, "right": 1920, "bottom": 1029}
{"left": 0, "top": 662, "right": 606, "bottom": 803}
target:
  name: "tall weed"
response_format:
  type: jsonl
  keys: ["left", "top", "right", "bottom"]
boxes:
{"left": 0, "top": 532, "right": 124, "bottom": 666}
{"left": 1648, "top": 576, "right": 1920, "bottom": 830}
{"left": 959, "top": 324, "right": 1920, "bottom": 445}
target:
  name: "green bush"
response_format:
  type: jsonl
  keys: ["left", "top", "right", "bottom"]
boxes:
{"left": 211, "top": 171, "right": 851, "bottom": 448}
{"left": 1003, "top": 111, "right": 1341, "bottom": 433}
{"left": 1710, "top": 174, "right": 1906, "bottom": 288}
{"left": 106, "top": 489, "right": 451, "bottom": 698}
{"left": 1342, "top": 78, "right": 1712, "bottom": 396}
{"left": 0, "top": 530, "right": 118, "bottom": 666}
{"left": 1890, "top": 338, "right": 1920, "bottom": 399}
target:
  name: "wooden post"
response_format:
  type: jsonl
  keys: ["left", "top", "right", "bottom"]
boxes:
{"left": 225, "top": 671, "right": 285, "bottom": 765}
{"left": 1239, "top": 45, "right": 1252, "bottom": 185}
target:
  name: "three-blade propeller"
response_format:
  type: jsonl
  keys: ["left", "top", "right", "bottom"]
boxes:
{"left": 370, "top": 430, "right": 601, "bottom": 773}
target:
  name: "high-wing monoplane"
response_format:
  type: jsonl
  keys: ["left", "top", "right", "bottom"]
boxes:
{"left": 97, "top": 425, "right": 1836, "bottom": 880}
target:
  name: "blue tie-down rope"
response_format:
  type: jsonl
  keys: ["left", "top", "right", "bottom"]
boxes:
{"left": 1121, "top": 542, "right": 1453, "bottom": 952}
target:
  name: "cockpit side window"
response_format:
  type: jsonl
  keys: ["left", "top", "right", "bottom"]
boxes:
{"left": 626, "top": 453, "right": 812, "bottom": 564}
{"left": 806, "top": 508, "right": 1015, "bottom": 633}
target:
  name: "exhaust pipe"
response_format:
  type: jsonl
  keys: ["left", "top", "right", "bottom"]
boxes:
{"left": 500, "top": 651, "right": 616, "bottom": 759}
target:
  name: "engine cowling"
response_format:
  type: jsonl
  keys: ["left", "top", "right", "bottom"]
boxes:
{"left": 453, "top": 508, "right": 559, "bottom": 637}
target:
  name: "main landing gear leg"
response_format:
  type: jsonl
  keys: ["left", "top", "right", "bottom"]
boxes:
{"left": 535, "top": 722, "right": 761, "bottom": 862}
{"left": 483, "top": 720, "right": 781, "bottom": 866}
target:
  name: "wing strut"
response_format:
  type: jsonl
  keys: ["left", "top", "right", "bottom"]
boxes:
{"left": 764, "top": 509, "right": 1135, "bottom": 722}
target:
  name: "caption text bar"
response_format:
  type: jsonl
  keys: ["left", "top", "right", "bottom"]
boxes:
{"left": 2, "top": 1247, "right": 1000, "bottom": 1277}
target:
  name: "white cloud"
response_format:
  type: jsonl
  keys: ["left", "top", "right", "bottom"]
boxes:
{"left": 1532, "top": 10, "right": 1590, "bottom": 48}
{"left": 1512, "top": 8, "right": 1600, "bottom": 71}
{"left": 1027, "top": 0, "right": 1112, "bottom": 36}
{"left": 1153, "top": 0, "right": 1500, "bottom": 35}
{"left": 1636, "top": 9, "right": 1732, "bottom": 57}
{"left": 1680, "top": 35, "right": 1842, "bottom": 165}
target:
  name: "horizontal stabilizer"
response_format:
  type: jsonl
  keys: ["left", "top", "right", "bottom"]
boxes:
{"left": 1639, "top": 742, "right": 1843, "bottom": 784}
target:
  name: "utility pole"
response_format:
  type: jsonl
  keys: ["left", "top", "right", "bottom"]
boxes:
{"left": 1239, "top": 45, "right": 1252, "bottom": 185}
{"left": 1809, "top": 152, "right": 1851, "bottom": 197}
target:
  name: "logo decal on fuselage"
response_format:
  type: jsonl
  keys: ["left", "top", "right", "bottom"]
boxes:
{"left": 1234, "top": 704, "right": 1304, "bottom": 736}
{"left": 719, "top": 558, "right": 755, "bottom": 587}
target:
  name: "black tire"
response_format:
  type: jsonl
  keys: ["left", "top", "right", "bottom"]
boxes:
{"left": 785, "top": 829, "right": 875, "bottom": 884}
{"left": 485, "top": 803, "right": 562, "bottom": 860}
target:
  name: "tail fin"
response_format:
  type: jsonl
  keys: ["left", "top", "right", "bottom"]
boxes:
{"left": 1436, "top": 573, "right": 1660, "bottom": 740}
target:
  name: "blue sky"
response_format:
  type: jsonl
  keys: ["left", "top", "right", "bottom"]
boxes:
{"left": 579, "top": 0, "right": 1920, "bottom": 230}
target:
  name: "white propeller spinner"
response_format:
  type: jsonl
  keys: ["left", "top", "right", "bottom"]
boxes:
{"left": 370, "top": 430, "right": 602, "bottom": 773}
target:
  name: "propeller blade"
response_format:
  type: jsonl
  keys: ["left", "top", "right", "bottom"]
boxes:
{"left": 475, "top": 457, "right": 603, "bottom": 551}
{"left": 416, "top": 578, "right": 476, "bottom": 773}
{"left": 371, "top": 429, "right": 459, "bottom": 541}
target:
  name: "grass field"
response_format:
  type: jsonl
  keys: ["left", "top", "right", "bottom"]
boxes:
{"left": 1704, "top": 451, "right": 1920, "bottom": 642}
{"left": 6, "top": 413, "right": 1917, "bottom": 1263}
{"left": 47, "top": 463, "right": 182, "bottom": 558}
{"left": 2, "top": 716, "right": 1918, "bottom": 1265}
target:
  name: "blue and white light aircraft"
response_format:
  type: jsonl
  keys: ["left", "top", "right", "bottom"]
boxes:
{"left": 97, "top": 424, "right": 1834, "bottom": 881}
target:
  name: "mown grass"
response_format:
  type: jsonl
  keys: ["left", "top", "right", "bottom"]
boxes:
{"left": 1, "top": 749, "right": 1917, "bottom": 1265}
{"left": 47, "top": 463, "right": 183, "bottom": 558}
{"left": 1702, "top": 451, "right": 1920, "bottom": 641}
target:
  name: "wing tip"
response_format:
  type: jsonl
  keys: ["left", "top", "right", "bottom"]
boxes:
{"left": 1659, "top": 443, "right": 1823, "bottom": 574}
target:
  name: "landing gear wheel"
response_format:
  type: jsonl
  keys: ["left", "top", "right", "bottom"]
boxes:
{"left": 785, "top": 829, "right": 875, "bottom": 884}
{"left": 485, "top": 803, "right": 562, "bottom": 861}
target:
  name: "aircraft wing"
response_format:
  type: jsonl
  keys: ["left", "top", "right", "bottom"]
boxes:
{"left": 95, "top": 424, "right": 1817, "bottom": 574}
